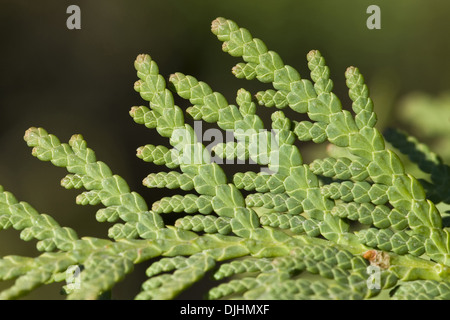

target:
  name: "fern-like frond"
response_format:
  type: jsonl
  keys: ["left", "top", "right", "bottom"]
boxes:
{"left": 1, "top": 16, "right": 450, "bottom": 300}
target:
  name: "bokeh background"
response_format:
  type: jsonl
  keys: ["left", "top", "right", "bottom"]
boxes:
{"left": 1, "top": 0, "right": 450, "bottom": 299}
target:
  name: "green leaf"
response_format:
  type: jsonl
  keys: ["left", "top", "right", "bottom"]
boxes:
{"left": 212, "top": 184, "right": 245, "bottom": 218}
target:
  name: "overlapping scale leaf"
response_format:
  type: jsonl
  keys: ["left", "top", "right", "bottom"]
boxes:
{"left": 245, "top": 192, "right": 293, "bottom": 213}
{"left": 306, "top": 50, "right": 333, "bottom": 95}
{"left": 332, "top": 202, "right": 408, "bottom": 230}
{"left": 255, "top": 89, "right": 288, "bottom": 109}
{"left": 212, "top": 141, "right": 249, "bottom": 161}
{"left": 233, "top": 171, "right": 285, "bottom": 193}
{"left": 293, "top": 121, "right": 327, "bottom": 143}
{"left": 143, "top": 171, "right": 194, "bottom": 190}
{"left": 175, "top": 215, "right": 232, "bottom": 234}
{"left": 208, "top": 277, "right": 259, "bottom": 300}
{"left": 309, "top": 157, "right": 370, "bottom": 181}
{"left": 345, "top": 66, "right": 377, "bottom": 130}
{"left": 136, "top": 252, "right": 215, "bottom": 300}
{"left": 259, "top": 212, "right": 306, "bottom": 234}
{"left": 322, "top": 181, "right": 389, "bottom": 205}
{"left": 357, "top": 228, "right": 426, "bottom": 256}
{"left": 213, "top": 257, "right": 274, "bottom": 280}
{"left": 152, "top": 194, "right": 213, "bottom": 214}
{"left": 136, "top": 144, "right": 179, "bottom": 168}
{"left": 392, "top": 280, "right": 450, "bottom": 300}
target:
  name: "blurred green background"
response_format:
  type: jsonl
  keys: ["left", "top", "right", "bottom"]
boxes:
{"left": 1, "top": 0, "right": 450, "bottom": 299}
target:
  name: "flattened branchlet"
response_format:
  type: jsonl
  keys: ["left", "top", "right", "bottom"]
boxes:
{"left": 0, "top": 17, "right": 449, "bottom": 300}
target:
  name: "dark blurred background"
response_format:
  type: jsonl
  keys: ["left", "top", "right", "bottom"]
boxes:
{"left": 1, "top": 0, "right": 450, "bottom": 299}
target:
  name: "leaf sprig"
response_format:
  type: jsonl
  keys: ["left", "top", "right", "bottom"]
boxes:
{"left": 0, "top": 17, "right": 449, "bottom": 300}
